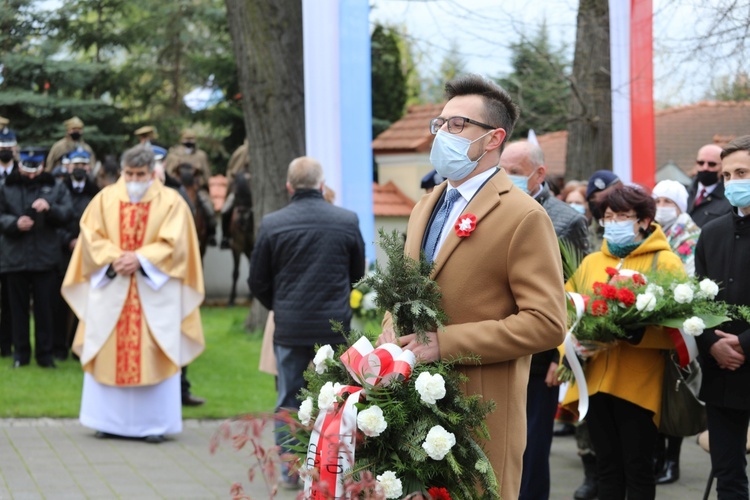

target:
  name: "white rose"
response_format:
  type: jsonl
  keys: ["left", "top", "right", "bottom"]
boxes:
{"left": 317, "top": 382, "right": 343, "bottom": 412}
{"left": 673, "top": 283, "right": 694, "bottom": 304}
{"left": 646, "top": 283, "right": 664, "bottom": 297}
{"left": 422, "top": 425, "right": 456, "bottom": 460}
{"left": 683, "top": 316, "right": 706, "bottom": 337}
{"left": 356, "top": 405, "right": 388, "bottom": 437}
{"left": 635, "top": 292, "right": 657, "bottom": 312}
{"left": 362, "top": 291, "right": 378, "bottom": 311}
{"left": 313, "top": 344, "right": 334, "bottom": 374}
{"left": 415, "top": 372, "right": 447, "bottom": 404}
{"left": 298, "top": 397, "right": 314, "bottom": 426}
{"left": 698, "top": 279, "right": 719, "bottom": 300}
{"left": 376, "top": 471, "right": 403, "bottom": 499}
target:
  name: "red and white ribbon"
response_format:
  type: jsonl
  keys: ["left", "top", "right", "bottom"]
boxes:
{"left": 304, "top": 339, "right": 416, "bottom": 498}
{"left": 564, "top": 292, "right": 590, "bottom": 421}
{"left": 664, "top": 327, "right": 698, "bottom": 368}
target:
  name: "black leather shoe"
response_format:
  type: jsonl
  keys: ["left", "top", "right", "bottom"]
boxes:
{"left": 144, "top": 435, "right": 166, "bottom": 444}
{"left": 182, "top": 394, "right": 206, "bottom": 406}
{"left": 220, "top": 237, "right": 231, "bottom": 250}
{"left": 38, "top": 360, "right": 57, "bottom": 369}
{"left": 574, "top": 479, "right": 598, "bottom": 500}
{"left": 656, "top": 460, "right": 680, "bottom": 485}
{"left": 207, "top": 236, "right": 217, "bottom": 247}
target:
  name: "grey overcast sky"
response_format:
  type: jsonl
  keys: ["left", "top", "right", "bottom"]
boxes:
{"left": 369, "top": 0, "right": 747, "bottom": 107}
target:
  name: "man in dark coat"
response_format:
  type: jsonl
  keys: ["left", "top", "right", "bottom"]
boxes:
{"left": 0, "top": 153, "right": 72, "bottom": 368}
{"left": 54, "top": 148, "right": 99, "bottom": 359}
{"left": 694, "top": 135, "right": 750, "bottom": 498}
{"left": 0, "top": 127, "right": 18, "bottom": 358}
{"left": 501, "top": 140, "right": 590, "bottom": 500}
{"left": 688, "top": 144, "right": 733, "bottom": 227}
{"left": 248, "top": 156, "right": 365, "bottom": 489}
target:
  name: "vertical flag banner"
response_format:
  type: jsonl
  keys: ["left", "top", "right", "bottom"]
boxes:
{"left": 609, "top": 0, "right": 654, "bottom": 187}
{"left": 302, "top": 0, "right": 375, "bottom": 262}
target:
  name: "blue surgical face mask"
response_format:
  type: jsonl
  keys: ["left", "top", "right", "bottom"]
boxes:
{"left": 724, "top": 179, "right": 750, "bottom": 208}
{"left": 603, "top": 220, "right": 637, "bottom": 246}
{"left": 569, "top": 202, "right": 587, "bottom": 215}
{"left": 429, "top": 129, "right": 492, "bottom": 181}
{"left": 508, "top": 173, "right": 530, "bottom": 194}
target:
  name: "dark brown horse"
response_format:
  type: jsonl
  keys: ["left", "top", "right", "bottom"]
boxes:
{"left": 228, "top": 171, "right": 255, "bottom": 305}
{"left": 177, "top": 164, "right": 209, "bottom": 258}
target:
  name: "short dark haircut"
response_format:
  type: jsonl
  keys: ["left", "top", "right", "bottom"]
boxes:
{"left": 600, "top": 185, "right": 656, "bottom": 222}
{"left": 445, "top": 74, "right": 519, "bottom": 150}
{"left": 721, "top": 135, "right": 750, "bottom": 160}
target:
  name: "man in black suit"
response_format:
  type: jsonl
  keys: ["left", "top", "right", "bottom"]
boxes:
{"left": 694, "top": 135, "right": 750, "bottom": 498}
{"left": 688, "top": 144, "right": 733, "bottom": 227}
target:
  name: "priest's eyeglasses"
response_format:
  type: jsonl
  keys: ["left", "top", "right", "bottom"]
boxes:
{"left": 430, "top": 116, "right": 496, "bottom": 135}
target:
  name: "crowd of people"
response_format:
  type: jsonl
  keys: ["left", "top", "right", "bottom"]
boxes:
{"left": 3, "top": 70, "right": 750, "bottom": 499}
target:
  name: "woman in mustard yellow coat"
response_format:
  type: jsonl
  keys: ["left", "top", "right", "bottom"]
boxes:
{"left": 563, "top": 186, "right": 685, "bottom": 500}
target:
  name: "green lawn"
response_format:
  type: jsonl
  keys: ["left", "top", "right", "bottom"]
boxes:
{"left": 0, "top": 307, "right": 277, "bottom": 418}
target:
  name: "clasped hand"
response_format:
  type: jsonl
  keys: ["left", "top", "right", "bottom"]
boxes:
{"left": 710, "top": 330, "right": 745, "bottom": 371}
{"left": 376, "top": 327, "right": 440, "bottom": 363}
{"left": 112, "top": 251, "right": 140, "bottom": 276}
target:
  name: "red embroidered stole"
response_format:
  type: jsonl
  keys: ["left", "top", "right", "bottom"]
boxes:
{"left": 115, "top": 201, "right": 150, "bottom": 386}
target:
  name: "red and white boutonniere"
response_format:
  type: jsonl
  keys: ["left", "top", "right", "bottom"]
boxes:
{"left": 454, "top": 213, "right": 477, "bottom": 238}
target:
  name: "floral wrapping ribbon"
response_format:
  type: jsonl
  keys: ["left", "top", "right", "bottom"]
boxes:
{"left": 304, "top": 338, "right": 416, "bottom": 498}
{"left": 564, "top": 292, "right": 591, "bottom": 420}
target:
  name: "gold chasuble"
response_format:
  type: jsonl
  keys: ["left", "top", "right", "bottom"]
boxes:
{"left": 62, "top": 177, "right": 205, "bottom": 387}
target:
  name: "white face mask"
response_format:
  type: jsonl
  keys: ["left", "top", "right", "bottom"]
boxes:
{"left": 654, "top": 206, "right": 679, "bottom": 228}
{"left": 126, "top": 180, "right": 151, "bottom": 201}
{"left": 569, "top": 202, "right": 587, "bottom": 215}
{"left": 429, "top": 129, "right": 492, "bottom": 181}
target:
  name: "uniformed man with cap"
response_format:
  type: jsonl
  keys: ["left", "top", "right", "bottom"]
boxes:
{"left": 0, "top": 134, "right": 73, "bottom": 368}
{"left": 46, "top": 117, "right": 96, "bottom": 172}
{"left": 164, "top": 129, "right": 212, "bottom": 189}
{"left": 134, "top": 125, "right": 158, "bottom": 146}
{"left": 163, "top": 130, "right": 216, "bottom": 248}
{"left": 0, "top": 127, "right": 19, "bottom": 358}
{"left": 54, "top": 148, "right": 100, "bottom": 360}
{"left": 220, "top": 139, "right": 250, "bottom": 249}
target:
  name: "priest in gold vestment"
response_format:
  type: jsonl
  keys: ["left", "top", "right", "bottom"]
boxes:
{"left": 62, "top": 145, "right": 205, "bottom": 442}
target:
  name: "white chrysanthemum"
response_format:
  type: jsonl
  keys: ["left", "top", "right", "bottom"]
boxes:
{"left": 317, "top": 382, "right": 343, "bottom": 412}
{"left": 357, "top": 405, "right": 387, "bottom": 437}
{"left": 362, "top": 291, "right": 378, "bottom": 311}
{"left": 683, "top": 316, "right": 706, "bottom": 337}
{"left": 422, "top": 425, "right": 456, "bottom": 460}
{"left": 376, "top": 471, "right": 403, "bottom": 499}
{"left": 635, "top": 292, "right": 657, "bottom": 312}
{"left": 646, "top": 283, "right": 664, "bottom": 297}
{"left": 698, "top": 279, "right": 719, "bottom": 300}
{"left": 415, "top": 372, "right": 447, "bottom": 405}
{"left": 298, "top": 397, "right": 313, "bottom": 426}
{"left": 673, "top": 283, "right": 694, "bottom": 304}
{"left": 313, "top": 344, "right": 334, "bottom": 374}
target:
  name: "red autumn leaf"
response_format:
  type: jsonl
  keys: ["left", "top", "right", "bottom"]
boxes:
{"left": 591, "top": 299, "right": 609, "bottom": 316}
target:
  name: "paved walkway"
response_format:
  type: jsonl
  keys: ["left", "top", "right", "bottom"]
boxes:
{"left": 0, "top": 418, "right": 719, "bottom": 499}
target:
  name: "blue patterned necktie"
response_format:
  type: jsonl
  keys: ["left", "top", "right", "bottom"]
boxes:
{"left": 424, "top": 189, "right": 462, "bottom": 263}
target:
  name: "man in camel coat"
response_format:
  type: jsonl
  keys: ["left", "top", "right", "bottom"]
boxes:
{"left": 379, "top": 74, "right": 566, "bottom": 498}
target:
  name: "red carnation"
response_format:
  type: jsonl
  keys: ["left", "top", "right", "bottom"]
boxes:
{"left": 605, "top": 267, "right": 618, "bottom": 277}
{"left": 632, "top": 273, "right": 646, "bottom": 286}
{"left": 591, "top": 300, "right": 609, "bottom": 316}
{"left": 427, "top": 487, "right": 452, "bottom": 500}
{"left": 592, "top": 282, "right": 605, "bottom": 296}
{"left": 600, "top": 284, "right": 617, "bottom": 300}
{"left": 616, "top": 287, "right": 636, "bottom": 307}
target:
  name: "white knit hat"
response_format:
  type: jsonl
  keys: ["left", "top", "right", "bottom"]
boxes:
{"left": 652, "top": 180, "right": 688, "bottom": 213}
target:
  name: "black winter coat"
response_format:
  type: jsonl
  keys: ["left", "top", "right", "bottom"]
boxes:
{"left": 249, "top": 189, "right": 366, "bottom": 347}
{"left": 0, "top": 171, "right": 72, "bottom": 273}
{"left": 60, "top": 176, "right": 100, "bottom": 248}
{"left": 688, "top": 180, "right": 733, "bottom": 228}
{"left": 695, "top": 209, "right": 750, "bottom": 410}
